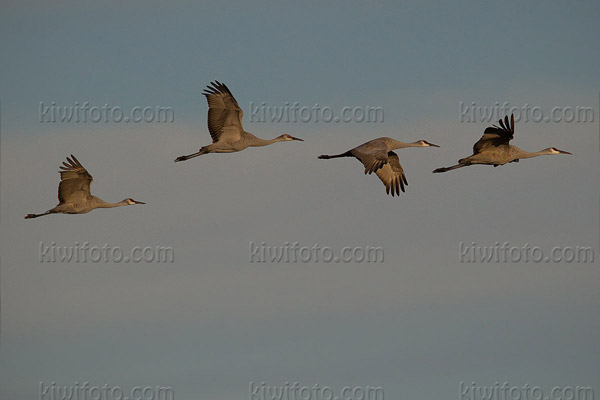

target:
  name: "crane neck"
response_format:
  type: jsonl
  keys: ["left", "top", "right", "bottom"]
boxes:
{"left": 388, "top": 139, "right": 419, "bottom": 150}
{"left": 515, "top": 149, "right": 549, "bottom": 159}
{"left": 246, "top": 132, "right": 282, "bottom": 147}
{"left": 94, "top": 197, "right": 128, "bottom": 208}
{"left": 250, "top": 138, "right": 279, "bottom": 147}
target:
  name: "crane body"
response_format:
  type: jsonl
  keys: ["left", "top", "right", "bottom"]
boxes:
{"left": 433, "top": 114, "right": 571, "bottom": 173}
{"left": 319, "top": 137, "right": 439, "bottom": 196}
{"left": 175, "top": 81, "right": 303, "bottom": 162}
{"left": 25, "top": 155, "right": 145, "bottom": 219}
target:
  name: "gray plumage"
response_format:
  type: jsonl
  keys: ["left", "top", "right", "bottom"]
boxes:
{"left": 174, "top": 81, "right": 303, "bottom": 162}
{"left": 318, "top": 138, "right": 439, "bottom": 196}
{"left": 25, "top": 155, "right": 145, "bottom": 219}
{"left": 433, "top": 114, "right": 572, "bottom": 173}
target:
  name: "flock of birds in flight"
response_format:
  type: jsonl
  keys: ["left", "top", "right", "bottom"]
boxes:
{"left": 25, "top": 81, "right": 572, "bottom": 219}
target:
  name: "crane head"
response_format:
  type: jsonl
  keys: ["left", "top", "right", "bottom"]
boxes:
{"left": 416, "top": 140, "right": 440, "bottom": 147}
{"left": 546, "top": 147, "right": 572, "bottom": 155}
{"left": 124, "top": 198, "right": 146, "bottom": 205}
{"left": 279, "top": 134, "right": 304, "bottom": 141}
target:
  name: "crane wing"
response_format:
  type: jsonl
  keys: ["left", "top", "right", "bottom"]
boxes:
{"left": 375, "top": 151, "right": 407, "bottom": 196}
{"left": 57, "top": 154, "right": 93, "bottom": 203}
{"left": 472, "top": 114, "right": 514, "bottom": 154}
{"left": 202, "top": 81, "right": 244, "bottom": 143}
{"left": 351, "top": 145, "right": 389, "bottom": 175}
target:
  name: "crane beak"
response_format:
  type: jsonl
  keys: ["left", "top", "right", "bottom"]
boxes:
{"left": 290, "top": 136, "right": 304, "bottom": 141}
{"left": 134, "top": 200, "right": 146, "bottom": 204}
{"left": 428, "top": 143, "right": 440, "bottom": 147}
{"left": 558, "top": 150, "right": 572, "bottom": 155}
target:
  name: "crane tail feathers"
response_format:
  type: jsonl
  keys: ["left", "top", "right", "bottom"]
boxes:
{"left": 433, "top": 164, "right": 466, "bottom": 173}
{"left": 174, "top": 154, "right": 198, "bottom": 162}
{"left": 25, "top": 210, "right": 53, "bottom": 219}
{"left": 318, "top": 151, "right": 352, "bottom": 160}
{"left": 174, "top": 147, "right": 209, "bottom": 162}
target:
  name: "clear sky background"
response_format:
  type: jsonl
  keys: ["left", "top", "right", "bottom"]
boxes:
{"left": 1, "top": 1, "right": 599, "bottom": 399}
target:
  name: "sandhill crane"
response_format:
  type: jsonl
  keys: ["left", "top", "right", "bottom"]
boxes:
{"left": 318, "top": 138, "right": 439, "bottom": 196}
{"left": 174, "top": 81, "right": 303, "bottom": 162}
{"left": 25, "top": 155, "right": 145, "bottom": 219}
{"left": 433, "top": 114, "right": 571, "bottom": 173}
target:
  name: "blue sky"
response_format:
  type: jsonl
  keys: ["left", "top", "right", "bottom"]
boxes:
{"left": 1, "top": 1, "right": 599, "bottom": 400}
